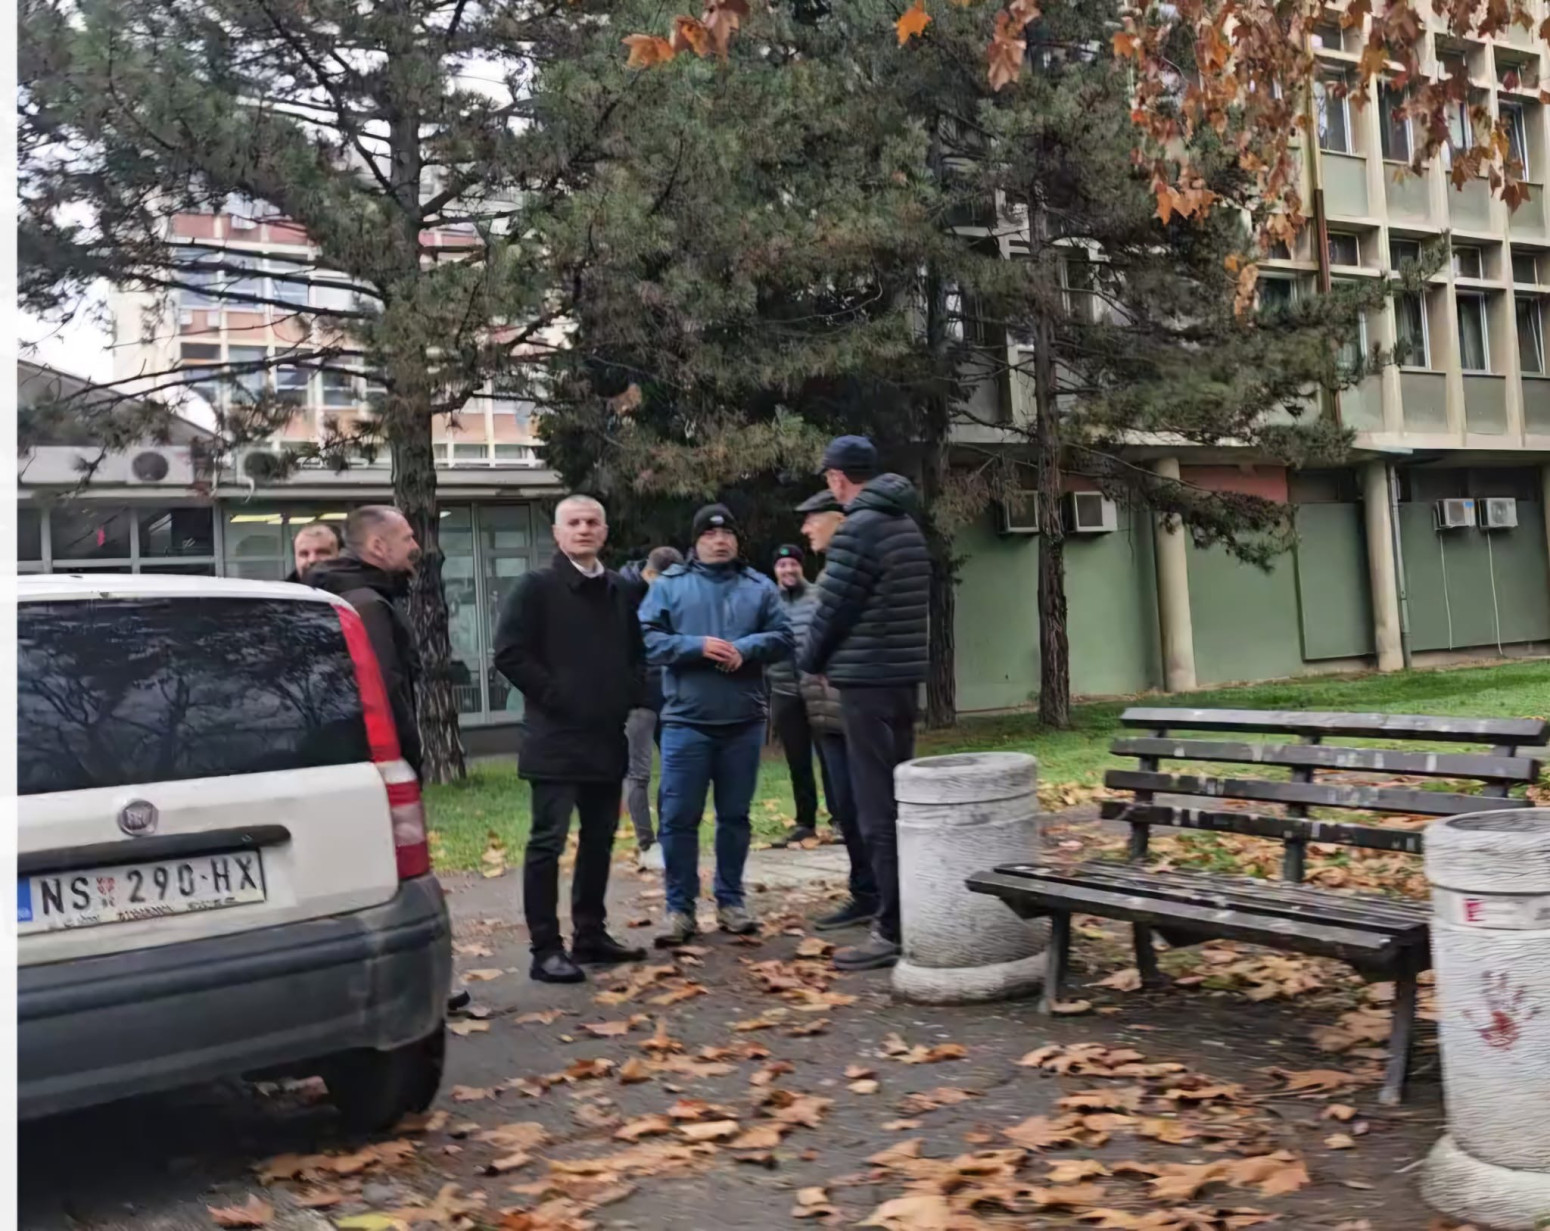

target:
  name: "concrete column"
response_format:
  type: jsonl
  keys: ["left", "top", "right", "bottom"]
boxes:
{"left": 1541, "top": 466, "right": 1550, "bottom": 594}
{"left": 1151, "top": 457, "right": 1196, "bottom": 693}
{"left": 1362, "top": 461, "right": 1405, "bottom": 673}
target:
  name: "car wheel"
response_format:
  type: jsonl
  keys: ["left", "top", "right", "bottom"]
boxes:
{"left": 326, "top": 1022, "right": 446, "bottom": 1134}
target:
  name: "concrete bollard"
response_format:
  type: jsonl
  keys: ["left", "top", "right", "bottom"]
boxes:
{"left": 1421, "top": 807, "right": 1550, "bottom": 1231}
{"left": 892, "top": 752, "right": 1048, "bottom": 1005}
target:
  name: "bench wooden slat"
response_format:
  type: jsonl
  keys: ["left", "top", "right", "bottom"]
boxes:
{"left": 1110, "top": 737, "right": 1541, "bottom": 783}
{"left": 966, "top": 870, "right": 1418, "bottom": 969}
{"left": 1105, "top": 769, "right": 1524, "bottom": 817}
{"left": 1100, "top": 800, "right": 1427, "bottom": 854}
{"left": 1120, "top": 707, "right": 1550, "bottom": 745}
{"left": 996, "top": 862, "right": 1429, "bottom": 934}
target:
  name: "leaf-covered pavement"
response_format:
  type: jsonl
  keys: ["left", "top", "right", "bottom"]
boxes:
{"left": 20, "top": 842, "right": 1474, "bottom": 1231}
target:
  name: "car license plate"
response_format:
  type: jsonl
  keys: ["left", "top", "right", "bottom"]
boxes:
{"left": 17, "top": 851, "right": 267, "bottom": 934}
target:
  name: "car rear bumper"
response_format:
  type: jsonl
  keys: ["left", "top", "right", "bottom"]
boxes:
{"left": 18, "top": 875, "right": 453, "bottom": 1121}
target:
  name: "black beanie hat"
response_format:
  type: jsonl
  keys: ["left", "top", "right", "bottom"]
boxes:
{"left": 773, "top": 543, "right": 805, "bottom": 566}
{"left": 691, "top": 503, "right": 739, "bottom": 542}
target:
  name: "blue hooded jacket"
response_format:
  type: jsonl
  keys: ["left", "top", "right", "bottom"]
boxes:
{"left": 639, "top": 558, "right": 794, "bottom": 726}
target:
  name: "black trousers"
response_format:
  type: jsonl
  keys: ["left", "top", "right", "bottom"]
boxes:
{"left": 839, "top": 686, "right": 917, "bottom": 943}
{"left": 771, "top": 691, "right": 819, "bottom": 829}
{"left": 815, "top": 732, "right": 878, "bottom": 908}
{"left": 524, "top": 779, "right": 622, "bottom": 955}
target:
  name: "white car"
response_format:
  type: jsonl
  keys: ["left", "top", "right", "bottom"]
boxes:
{"left": 17, "top": 574, "right": 452, "bottom": 1130}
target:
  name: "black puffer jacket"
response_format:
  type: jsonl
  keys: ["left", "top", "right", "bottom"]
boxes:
{"left": 799, "top": 473, "right": 930, "bottom": 688}
{"left": 617, "top": 559, "right": 666, "bottom": 713}
{"left": 308, "top": 555, "right": 424, "bottom": 778}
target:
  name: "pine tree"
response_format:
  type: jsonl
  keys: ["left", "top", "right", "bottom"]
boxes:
{"left": 19, "top": 0, "right": 608, "bottom": 780}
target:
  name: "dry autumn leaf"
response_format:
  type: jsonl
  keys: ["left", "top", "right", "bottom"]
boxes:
{"left": 208, "top": 1196, "right": 274, "bottom": 1228}
{"left": 615, "top": 1114, "right": 674, "bottom": 1142}
{"left": 1047, "top": 1159, "right": 1111, "bottom": 1183}
{"left": 795, "top": 937, "right": 833, "bottom": 958}
{"left": 1059, "top": 1087, "right": 1144, "bottom": 1113}
{"left": 1272, "top": 1068, "right": 1363, "bottom": 1095}
{"left": 448, "top": 1020, "right": 490, "bottom": 1037}
{"left": 1096, "top": 968, "right": 1142, "bottom": 992}
{"left": 580, "top": 1020, "right": 633, "bottom": 1038}
{"left": 883, "top": 1118, "right": 923, "bottom": 1131}
{"left": 478, "top": 1123, "right": 550, "bottom": 1152}
{"left": 1325, "top": 1133, "right": 1356, "bottom": 1150}
{"left": 293, "top": 1189, "right": 347, "bottom": 1209}
{"left": 483, "top": 1151, "right": 532, "bottom": 1175}
{"left": 462, "top": 968, "right": 505, "bottom": 983}
{"left": 1323, "top": 1103, "right": 1358, "bottom": 1121}
{"left": 849, "top": 1079, "right": 881, "bottom": 1095}
{"left": 731, "top": 1123, "right": 786, "bottom": 1149}
{"left": 451, "top": 1085, "right": 495, "bottom": 1102}
{"left": 786, "top": 1018, "right": 830, "bottom": 1037}
{"left": 678, "top": 1119, "right": 741, "bottom": 1142}
{"left": 1003, "top": 1114, "right": 1081, "bottom": 1150}
{"left": 622, "top": 33, "right": 675, "bottom": 68}
{"left": 898, "top": 1086, "right": 979, "bottom": 1114}
{"left": 670, "top": 15, "right": 712, "bottom": 56}
{"left": 1051, "top": 999, "right": 1094, "bottom": 1016}
{"left": 861, "top": 1192, "right": 952, "bottom": 1230}
{"left": 514, "top": 1009, "right": 568, "bottom": 1026}
{"left": 895, "top": 0, "right": 931, "bottom": 45}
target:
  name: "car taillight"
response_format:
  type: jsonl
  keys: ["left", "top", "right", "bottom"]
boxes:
{"left": 336, "top": 604, "right": 431, "bottom": 879}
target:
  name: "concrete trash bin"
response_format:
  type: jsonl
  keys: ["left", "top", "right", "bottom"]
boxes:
{"left": 892, "top": 752, "right": 1048, "bottom": 1004}
{"left": 1421, "top": 807, "right": 1550, "bottom": 1231}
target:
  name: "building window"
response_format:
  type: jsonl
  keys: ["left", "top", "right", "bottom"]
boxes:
{"left": 364, "top": 370, "right": 388, "bottom": 413}
{"left": 1379, "top": 85, "right": 1412, "bottom": 162}
{"left": 1517, "top": 297, "right": 1545, "bottom": 374}
{"left": 228, "top": 345, "right": 269, "bottom": 404}
{"left": 267, "top": 256, "right": 310, "bottom": 307}
{"left": 1502, "top": 102, "right": 1531, "bottom": 177}
{"left": 1258, "top": 277, "right": 1296, "bottom": 316}
{"left": 320, "top": 368, "right": 356, "bottom": 408}
{"left": 1456, "top": 293, "right": 1490, "bottom": 371}
{"left": 1444, "top": 95, "right": 1473, "bottom": 166}
{"left": 452, "top": 444, "right": 490, "bottom": 462}
{"left": 313, "top": 275, "right": 357, "bottom": 314}
{"left": 1452, "top": 246, "right": 1484, "bottom": 279}
{"left": 50, "top": 506, "right": 133, "bottom": 562}
{"left": 1514, "top": 253, "right": 1541, "bottom": 285}
{"left": 494, "top": 444, "right": 535, "bottom": 462}
{"left": 1334, "top": 279, "right": 1367, "bottom": 375}
{"left": 137, "top": 507, "right": 216, "bottom": 558}
{"left": 1395, "top": 292, "right": 1430, "bottom": 367}
{"left": 490, "top": 379, "right": 534, "bottom": 428}
{"left": 1390, "top": 238, "right": 1422, "bottom": 270}
{"left": 18, "top": 507, "right": 42, "bottom": 561}
{"left": 178, "top": 254, "right": 223, "bottom": 311}
{"left": 275, "top": 365, "right": 310, "bottom": 403}
{"left": 1327, "top": 231, "right": 1361, "bottom": 267}
{"left": 1311, "top": 19, "right": 1345, "bottom": 51}
{"left": 226, "top": 252, "right": 265, "bottom": 304}
{"left": 1315, "top": 74, "right": 1352, "bottom": 154}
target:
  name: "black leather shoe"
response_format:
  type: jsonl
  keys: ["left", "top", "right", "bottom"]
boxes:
{"left": 531, "top": 951, "right": 586, "bottom": 983}
{"left": 772, "top": 826, "right": 819, "bottom": 849}
{"left": 813, "top": 898, "right": 879, "bottom": 932}
{"left": 572, "top": 933, "right": 648, "bottom": 965}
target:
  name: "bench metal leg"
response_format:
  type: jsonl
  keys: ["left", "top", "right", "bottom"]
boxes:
{"left": 1040, "top": 913, "right": 1071, "bottom": 1014}
{"left": 1380, "top": 969, "right": 1419, "bottom": 1106}
{"left": 1133, "top": 924, "right": 1162, "bottom": 988}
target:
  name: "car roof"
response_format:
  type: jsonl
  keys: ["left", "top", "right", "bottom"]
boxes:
{"left": 17, "top": 573, "right": 347, "bottom": 607}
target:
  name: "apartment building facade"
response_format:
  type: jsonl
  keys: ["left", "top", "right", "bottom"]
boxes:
{"left": 948, "top": 9, "right": 1550, "bottom": 710}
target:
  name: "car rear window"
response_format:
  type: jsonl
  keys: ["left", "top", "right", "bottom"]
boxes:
{"left": 18, "top": 597, "right": 371, "bottom": 796}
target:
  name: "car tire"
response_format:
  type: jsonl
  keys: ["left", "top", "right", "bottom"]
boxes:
{"left": 325, "top": 1022, "right": 446, "bottom": 1134}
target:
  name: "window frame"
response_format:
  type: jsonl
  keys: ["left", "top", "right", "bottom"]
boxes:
{"left": 1456, "top": 291, "right": 1491, "bottom": 372}
{"left": 1516, "top": 296, "right": 1546, "bottom": 375}
{"left": 1379, "top": 84, "right": 1414, "bottom": 163}
{"left": 1315, "top": 72, "right": 1354, "bottom": 155}
{"left": 1327, "top": 231, "right": 1361, "bottom": 268}
{"left": 1394, "top": 290, "right": 1431, "bottom": 368}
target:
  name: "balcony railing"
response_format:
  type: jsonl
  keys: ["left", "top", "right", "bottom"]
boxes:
{"left": 1399, "top": 370, "right": 1449, "bottom": 432}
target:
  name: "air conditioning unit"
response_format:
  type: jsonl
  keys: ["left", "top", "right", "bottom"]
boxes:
{"left": 1065, "top": 491, "right": 1118, "bottom": 534}
{"left": 1481, "top": 496, "right": 1519, "bottom": 529}
{"left": 126, "top": 447, "right": 196, "bottom": 485}
{"left": 236, "top": 448, "right": 287, "bottom": 484}
{"left": 1435, "top": 497, "right": 1477, "bottom": 530}
{"left": 996, "top": 490, "right": 1040, "bottom": 536}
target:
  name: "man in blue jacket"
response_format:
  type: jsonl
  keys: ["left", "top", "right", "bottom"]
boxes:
{"left": 640, "top": 504, "right": 794, "bottom": 947}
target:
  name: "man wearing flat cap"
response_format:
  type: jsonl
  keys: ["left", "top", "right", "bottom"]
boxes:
{"left": 800, "top": 436, "right": 930, "bottom": 971}
{"left": 639, "top": 503, "right": 794, "bottom": 948}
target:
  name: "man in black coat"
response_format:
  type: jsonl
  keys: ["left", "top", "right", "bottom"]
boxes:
{"left": 308, "top": 506, "right": 425, "bottom": 779}
{"left": 493, "top": 495, "right": 649, "bottom": 984}
{"left": 800, "top": 436, "right": 930, "bottom": 971}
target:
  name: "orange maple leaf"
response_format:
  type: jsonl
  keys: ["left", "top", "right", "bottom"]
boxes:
{"left": 987, "top": 12, "right": 1024, "bottom": 91}
{"left": 896, "top": 0, "right": 930, "bottom": 44}
{"left": 1111, "top": 29, "right": 1139, "bottom": 58}
{"left": 672, "top": 15, "right": 712, "bottom": 55}
{"left": 622, "top": 34, "right": 676, "bottom": 68}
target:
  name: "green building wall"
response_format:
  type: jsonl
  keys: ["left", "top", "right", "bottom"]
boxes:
{"left": 951, "top": 494, "right": 1550, "bottom": 713}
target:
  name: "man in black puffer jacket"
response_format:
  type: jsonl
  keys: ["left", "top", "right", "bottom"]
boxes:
{"left": 800, "top": 436, "right": 929, "bottom": 971}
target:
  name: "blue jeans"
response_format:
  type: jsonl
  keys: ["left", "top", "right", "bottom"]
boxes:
{"left": 658, "top": 720, "right": 765, "bottom": 916}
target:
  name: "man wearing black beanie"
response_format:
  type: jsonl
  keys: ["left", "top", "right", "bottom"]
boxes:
{"left": 640, "top": 504, "right": 794, "bottom": 947}
{"left": 766, "top": 542, "right": 822, "bottom": 845}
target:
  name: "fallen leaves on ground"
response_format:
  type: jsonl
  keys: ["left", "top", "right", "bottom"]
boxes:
{"left": 1148, "top": 1153, "right": 1309, "bottom": 1202}
{"left": 794, "top": 1186, "right": 840, "bottom": 1220}
{"left": 514, "top": 1009, "right": 568, "bottom": 1026}
{"left": 880, "top": 1033, "right": 967, "bottom": 1064}
{"left": 850, "top": 1079, "right": 882, "bottom": 1094}
{"left": 730, "top": 1123, "right": 787, "bottom": 1149}
{"left": 1096, "top": 968, "right": 1143, "bottom": 992}
{"left": 1313, "top": 1007, "right": 1393, "bottom": 1054}
{"left": 579, "top": 1019, "right": 638, "bottom": 1038}
{"left": 477, "top": 1123, "right": 550, "bottom": 1152}
{"left": 1268, "top": 1067, "right": 1368, "bottom": 1096}
{"left": 208, "top": 1195, "right": 274, "bottom": 1227}
{"left": 395, "top": 1109, "right": 449, "bottom": 1134}
{"left": 481, "top": 833, "right": 508, "bottom": 878}
{"left": 678, "top": 1119, "right": 741, "bottom": 1142}
{"left": 786, "top": 1017, "right": 831, "bottom": 1037}
{"left": 898, "top": 1087, "right": 980, "bottom": 1115}
{"left": 257, "top": 1141, "right": 416, "bottom": 1184}
{"left": 462, "top": 968, "right": 506, "bottom": 983}
{"left": 1018, "top": 1043, "right": 1186, "bottom": 1079}
{"left": 451, "top": 1085, "right": 496, "bottom": 1103}
{"left": 447, "top": 1020, "right": 490, "bottom": 1037}
{"left": 547, "top": 1141, "right": 716, "bottom": 1179}
{"left": 1059, "top": 1087, "right": 1145, "bottom": 1113}
{"left": 483, "top": 1151, "right": 533, "bottom": 1175}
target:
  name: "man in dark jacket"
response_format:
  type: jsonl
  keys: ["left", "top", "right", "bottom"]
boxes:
{"left": 616, "top": 545, "right": 683, "bottom": 870}
{"left": 793, "top": 490, "right": 878, "bottom": 933}
{"left": 308, "top": 506, "right": 425, "bottom": 779}
{"left": 639, "top": 504, "right": 794, "bottom": 947}
{"left": 493, "top": 495, "right": 649, "bottom": 984}
{"left": 800, "top": 437, "right": 930, "bottom": 971}
{"left": 766, "top": 543, "right": 821, "bottom": 846}
{"left": 286, "top": 520, "right": 342, "bottom": 584}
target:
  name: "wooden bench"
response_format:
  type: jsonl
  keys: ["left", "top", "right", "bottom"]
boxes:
{"left": 968, "top": 707, "right": 1549, "bottom": 1104}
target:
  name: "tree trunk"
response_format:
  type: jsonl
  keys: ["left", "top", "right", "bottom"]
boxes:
{"left": 921, "top": 437, "right": 957, "bottom": 729}
{"left": 386, "top": 54, "right": 465, "bottom": 784}
{"left": 395, "top": 414, "right": 468, "bottom": 784}
{"left": 1031, "top": 296, "right": 1070, "bottom": 730}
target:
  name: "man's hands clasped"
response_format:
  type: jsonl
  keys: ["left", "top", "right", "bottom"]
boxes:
{"left": 702, "top": 637, "right": 745, "bottom": 672}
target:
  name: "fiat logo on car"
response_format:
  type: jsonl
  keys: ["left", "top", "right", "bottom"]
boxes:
{"left": 118, "top": 800, "right": 159, "bottom": 837}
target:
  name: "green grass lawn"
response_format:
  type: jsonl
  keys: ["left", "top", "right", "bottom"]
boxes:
{"left": 424, "top": 660, "right": 1550, "bottom": 871}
